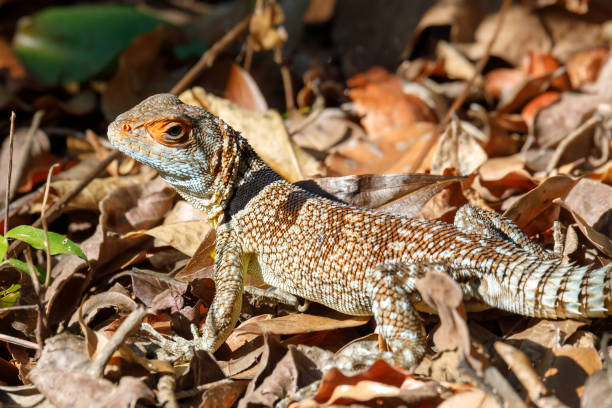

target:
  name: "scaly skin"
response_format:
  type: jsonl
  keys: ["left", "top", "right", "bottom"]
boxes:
{"left": 108, "top": 94, "right": 611, "bottom": 366}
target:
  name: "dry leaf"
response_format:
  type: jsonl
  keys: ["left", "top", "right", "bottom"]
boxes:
{"left": 235, "top": 313, "right": 370, "bottom": 337}
{"left": 125, "top": 220, "right": 212, "bottom": 257}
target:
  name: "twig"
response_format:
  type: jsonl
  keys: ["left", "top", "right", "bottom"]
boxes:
{"left": 409, "top": 0, "right": 512, "bottom": 171}
{"left": 279, "top": 60, "right": 295, "bottom": 112}
{"left": 24, "top": 247, "right": 46, "bottom": 352}
{"left": 6, "top": 150, "right": 121, "bottom": 259}
{"left": 0, "top": 332, "right": 40, "bottom": 350}
{"left": 4, "top": 111, "right": 16, "bottom": 236}
{"left": 0, "top": 304, "right": 37, "bottom": 312}
{"left": 175, "top": 378, "right": 235, "bottom": 399}
{"left": 41, "top": 163, "right": 60, "bottom": 287}
{"left": 88, "top": 306, "right": 148, "bottom": 378}
{"left": 170, "top": 16, "right": 251, "bottom": 96}
{"left": 10, "top": 110, "right": 44, "bottom": 201}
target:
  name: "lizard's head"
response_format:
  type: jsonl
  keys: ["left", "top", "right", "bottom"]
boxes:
{"left": 108, "top": 94, "right": 238, "bottom": 212}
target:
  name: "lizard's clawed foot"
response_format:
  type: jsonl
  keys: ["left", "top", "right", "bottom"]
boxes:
{"left": 141, "top": 322, "right": 209, "bottom": 361}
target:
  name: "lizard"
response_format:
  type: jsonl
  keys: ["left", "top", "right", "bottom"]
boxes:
{"left": 107, "top": 93, "right": 611, "bottom": 367}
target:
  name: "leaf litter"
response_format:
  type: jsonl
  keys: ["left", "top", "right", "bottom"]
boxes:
{"left": 0, "top": 1, "right": 611, "bottom": 407}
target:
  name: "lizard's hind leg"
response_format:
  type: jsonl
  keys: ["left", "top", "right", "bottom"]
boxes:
{"left": 454, "top": 204, "right": 556, "bottom": 259}
{"left": 367, "top": 263, "right": 427, "bottom": 368}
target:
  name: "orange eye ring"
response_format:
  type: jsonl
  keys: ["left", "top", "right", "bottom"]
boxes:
{"left": 146, "top": 118, "right": 191, "bottom": 146}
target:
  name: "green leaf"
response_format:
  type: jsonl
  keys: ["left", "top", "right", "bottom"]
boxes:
{"left": 0, "top": 284, "right": 21, "bottom": 308}
{"left": 6, "top": 225, "right": 87, "bottom": 262}
{"left": 12, "top": 5, "right": 164, "bottom": 85}
{"left": 8, "top": 259, "right": 47, "bottom": 283}
{"left": 0, "top": 235, "right": 7, "bottom": 262}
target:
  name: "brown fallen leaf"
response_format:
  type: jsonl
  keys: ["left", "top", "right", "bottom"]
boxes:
{"left": 324, "top": 122, "right": 435, "bottom": 176}
{"left": 225, "top": 62, "right": 268, "bottom": 113}
{"left": 235, "top": 313, "right": 370, "bottom": 337}
{"left": 555, "top": 198, "right": 612, "bottom": 257}
{"left": 124, "top": 220, "right": 212, "bottom": 257}
{"left": 296, "top": 359, "right": 435, "bottom": 407}
{"left": 414, "top": 268, "right": 470, "bottom": 359}
{"left": 29, "top": 334, "right": 155, "bottom": 408}
{"left": 503, "top": 174, "right": 579, "bottom": 231}
{"left": 347, "top": 66, "right": 437, "bottom": 139}
{"left": 544, "top": 345, "right": 603, "bottom": 406}
{"left": 430, "top": 117, "right": 488, "bottom": 176}
{"left": 508, "top": 320, "right": 586, "bottom": 349}
{"left": 565, "top": 48, "right": 610, "bottom": 89}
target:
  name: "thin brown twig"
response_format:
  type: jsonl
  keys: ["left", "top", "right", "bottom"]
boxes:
{"left": 41, "top": 163, "right": 60, "bottom": 288}
{"left": 409, "top": 0, "right": 512, "bottom": 172}
{"left": 175, "top": 378, "right": 236, "bottom": 399}
{"left": 0, "top": 304, "right": 37, "bottom": 312}
{"left": 24, "top": 247, "right": 46, "bottom": 352}
{"left": 88, "top": 306, "right": 148, "bottom": 378}
{"left": 6, "top": 149, "right": 122, "bottom": 259}
{"left": 0, "top": 332, "right": 40, "bottom": 350}
{"left": 170, "top": 15, "right": 251, "bottom": 96}
{"left": 10, "top": 110, "right": 44, "bottom": 201}
{"left": 4, "top": 112, "right": 16, "bottom": 236}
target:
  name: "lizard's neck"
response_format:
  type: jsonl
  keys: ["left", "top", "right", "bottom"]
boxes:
{"left": 177, "top": 132, "right": 278, "bottom": 227}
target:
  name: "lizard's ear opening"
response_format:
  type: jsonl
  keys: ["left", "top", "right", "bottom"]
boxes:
{"left": 146, "top": 118, "right": 191, "bottom": 146}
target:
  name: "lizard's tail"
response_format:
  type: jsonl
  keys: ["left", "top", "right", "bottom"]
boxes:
{"left": 480, "top": 258, "right": 611, "bottom": 319}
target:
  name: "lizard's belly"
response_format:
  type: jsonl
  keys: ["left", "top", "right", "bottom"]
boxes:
{"left": 255, "top": 251, "right": 373, "bottom": 316}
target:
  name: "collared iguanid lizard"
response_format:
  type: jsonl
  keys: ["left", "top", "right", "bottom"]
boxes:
{"left": 108, "top": 93, "right": 611, "bottom": 367}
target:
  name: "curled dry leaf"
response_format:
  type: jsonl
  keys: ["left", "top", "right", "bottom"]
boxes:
{"left": 522, "top": 91, "right": 562, "bottom": 128}
{"left": 290, "top": 108, "right": 366, "bottom": 153}
{"left": 565, "top": 48, "right": 610, "bottom": 89}
{"left": 581, "top": 343, "right": 612, "bottom": 408}
{"left": 563, "top": 178, "right": 612, "bottom": 227}
{"left": 474, "top": 155, "right": 536, "bottom": 202}
{"left": 347, "top": 67, "right": 437, "bottom": 139}
{"left": 296, "top": 359, "right": 429, "bottom": 407}
{"left": 414, "top": 268, "right": 470, "bottom": 359}
{"left": 68, "top": 286, "right": 137, "bottom": 327}
{"left": 484, "top": 68, "right": 524, "bottom": 99}
{"left": 46, "top": 178, "right": 175, "bottom": 326}
{"left": 503, "top": 175, "right": 579, "bottom": 231}
{"left": 225, "top": 62, "right": 268, "bottom": 113}
{"left": 431, "top": 118, "right": 488, "bottom": 176}
{"left": 555, "top": 198, "right": 612, "bottom": 257}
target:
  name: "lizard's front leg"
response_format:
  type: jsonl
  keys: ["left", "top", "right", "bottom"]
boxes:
{"left": 142, "top": 223, "right": 245, "bottom": 359}
{"left": 197, "top": 223, "right": 245, "bottom": 352}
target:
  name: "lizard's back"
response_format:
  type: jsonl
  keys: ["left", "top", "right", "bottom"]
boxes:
{"left": 228, "top": 171, "right": 609, "bottom": 320}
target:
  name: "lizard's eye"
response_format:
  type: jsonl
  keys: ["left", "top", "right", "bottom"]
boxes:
{"left": 166, "top": 125, "right": 183, "bottom": 138}
{"left": 146, "top": 119, "right": 191, "bottom": 146}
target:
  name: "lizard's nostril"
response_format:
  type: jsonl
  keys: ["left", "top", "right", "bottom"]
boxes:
{"left": 122, "top": 123, "right": 131, "bottom": 132}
